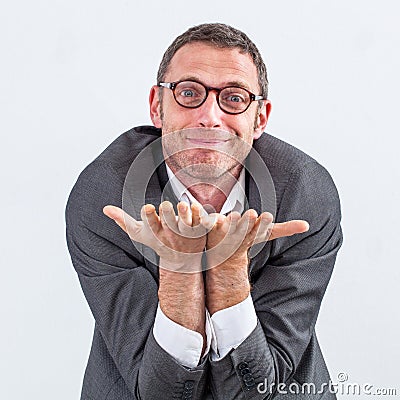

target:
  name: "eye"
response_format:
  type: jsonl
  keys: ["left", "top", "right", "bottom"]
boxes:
{"left": 227, "top": 95, "right": 244, "bottom": 103}
{"left": 175, "top": 82, "right": 205, "bottom": 106}
{"left": 221, "top": 88, "right": 248, "bottom": 104}
{"left": 176, "top": 86, "right": 202, "bottom": 99}
{"left": 181, "top": 89, "right": 196, "bottom": 97}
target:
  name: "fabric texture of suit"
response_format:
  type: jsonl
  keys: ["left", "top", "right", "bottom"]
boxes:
{"left": 65, "top": 125, "right": 343, "bottom": 399}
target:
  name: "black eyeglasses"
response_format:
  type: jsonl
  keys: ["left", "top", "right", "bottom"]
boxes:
{"left": 158, "top": 80, "right": 265, "bottom": 115}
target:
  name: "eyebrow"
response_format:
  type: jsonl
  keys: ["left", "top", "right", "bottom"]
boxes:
{"left": 175, "top": 76, "right": 253, "bottom": 91}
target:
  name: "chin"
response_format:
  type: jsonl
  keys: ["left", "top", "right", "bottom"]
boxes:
{"left": 184, "top": 165, "right": 228, "bottom": 180}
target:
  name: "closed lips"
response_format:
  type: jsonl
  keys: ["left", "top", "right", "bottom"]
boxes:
{"left": 186, "top": 139, "right": 230, "bottom": 145}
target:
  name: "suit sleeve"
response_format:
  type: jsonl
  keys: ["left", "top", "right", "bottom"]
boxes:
{"left": 65, "top": 160, "right": 208, "bottom": 400}
{"left": 208, "top": 161, "right": 343, "bottom": 399}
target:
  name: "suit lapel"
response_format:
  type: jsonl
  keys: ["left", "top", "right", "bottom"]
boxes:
{"left": 245, "top": 153, "right": 273, "bottom": 276}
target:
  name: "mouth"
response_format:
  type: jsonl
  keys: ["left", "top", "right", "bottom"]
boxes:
{"left": 186, "top": 138, "right": 231, "bottom": 147}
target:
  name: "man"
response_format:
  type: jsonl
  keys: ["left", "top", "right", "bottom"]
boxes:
{"left": 66, "top": 23, "right": 343, "bottom": 400}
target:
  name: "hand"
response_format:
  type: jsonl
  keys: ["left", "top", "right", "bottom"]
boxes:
{"left": 103, "top": 201, "right": 207, "bottom": 272}
{"left": 203, "top": 210, "right": 309, "bottom": 268}
{"left": 204, "top": 210, "right": 309, "bottom": 313}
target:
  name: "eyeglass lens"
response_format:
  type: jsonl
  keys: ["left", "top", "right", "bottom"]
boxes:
{"left": 173, "top": 81, "right": 251, "bottom": 113}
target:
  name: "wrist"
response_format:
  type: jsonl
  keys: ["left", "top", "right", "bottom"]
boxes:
{"left": 206, "top": 250, "right": 249, "bottom": 270}
{"left": 206, "top": 282, "right": 250, "bottom": 315}
{"left": 159, "top": 253, "right": 203, "bottom": 273}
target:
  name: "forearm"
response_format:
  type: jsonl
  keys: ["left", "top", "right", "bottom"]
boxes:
{"left": 206, "top": 253, "right": 250, "bottom": 315}
{"left": 139, "top": 261, "right": 209, "bottom": 399}
{"left": 205, "top": 254, "right": 276, "bottom": 399}
{"left": 158, "top": 260, "right": 206, "bottom": 348}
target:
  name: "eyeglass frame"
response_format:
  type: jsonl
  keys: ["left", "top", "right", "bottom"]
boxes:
{"left": 157, "top": 79, "right": 265, "bottom": 115}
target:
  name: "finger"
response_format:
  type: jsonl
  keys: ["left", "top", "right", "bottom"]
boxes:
{"left": 140, "top": 204, "right": 160, "bottom": 234}
{"left": 268, "top": 220, "right": 310, "bottom": 241}
{"left": 177, "top": 202, "right": 195, "bottom": 236}
{"left": 252, "top": 212, "right": 274, "bottom": 244}
{"left": 237, "top": 209, "right": 258, "bottom": 236}
{"left": 191, "top": 202, "right": 204, "bottom": 227}
{"left": 225, "top": 211, "right": 241, "bottom": 234}
{"left": 214, "top": 213, "right": 226, "bottom": 230}
{"left": 177, "top": 201, "right": 191, "bottom": 226}
{"left": 159, "top": 201, "right": 178, "bottom": 231}
{"left": 103, "top": 205, "right": 143, "bottom": 237}
{"left": 103, "top": 205, "right": 128, "bottom": 232}
{"left": 200, "top": 213, "right": 219, "bottom": 230}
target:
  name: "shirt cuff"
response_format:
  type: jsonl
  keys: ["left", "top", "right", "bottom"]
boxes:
{"left": 153, "top": 303, "right": 207, "bottom": 368}
{"left": 210, "top": 293, "right": 257, "bottom": 361}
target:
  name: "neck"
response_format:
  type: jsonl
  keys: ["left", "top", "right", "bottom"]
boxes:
{"left": 171, "top": 164, "right": 243, "bottom": 213}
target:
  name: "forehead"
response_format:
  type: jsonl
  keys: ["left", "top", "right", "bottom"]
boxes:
{"left": 165, "top": 42, "right": 259, "bottom": 91}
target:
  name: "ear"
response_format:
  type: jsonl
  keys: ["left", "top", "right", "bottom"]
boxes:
{"left": 149, "top": 85, "right": 162, "bottom": 128}
{"left": 253, "top": 100, "right": 272, "bottom": 140}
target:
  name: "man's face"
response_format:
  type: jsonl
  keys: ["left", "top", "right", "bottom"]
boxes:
{"left": 149, "top": 42, "right": 271, "bottom": 181}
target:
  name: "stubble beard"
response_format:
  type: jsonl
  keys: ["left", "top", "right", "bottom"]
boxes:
{"left": 160, "top": 105, "right": 259, "bottom": 184}
{"left": 162, "top": 129, "right": 251, "bottom": 187}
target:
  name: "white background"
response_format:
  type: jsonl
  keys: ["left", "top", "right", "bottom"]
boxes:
{"left": 1, "top": 1, "right": 399, "bottom": 398}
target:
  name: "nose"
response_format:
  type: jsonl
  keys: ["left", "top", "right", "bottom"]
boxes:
{"left": 196, "top": 90, "right": 224, "bottom": 128}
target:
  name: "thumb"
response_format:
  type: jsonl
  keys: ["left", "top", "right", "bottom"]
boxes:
{"left": 103, "top": 205, "right": 142, "bottom": 237}
{"left": 268, "top": 220, "right": 310, "bottom": 241}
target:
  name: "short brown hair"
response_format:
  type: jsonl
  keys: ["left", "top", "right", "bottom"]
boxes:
{"left": 157, "top": 23, "right": 269, "bottom": 99}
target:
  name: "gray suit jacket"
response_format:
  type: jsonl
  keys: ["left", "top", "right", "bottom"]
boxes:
{"left": 65, "top": 126, "right": 343, "bottom": 399}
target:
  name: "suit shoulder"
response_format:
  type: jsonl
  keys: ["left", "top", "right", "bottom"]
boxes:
{"left": 70, "top": 125, "right": 160, "bottom": 188}
{"left": 256, "top": 135, "right": 343, "bottom": 259}
{"left": 254, "top": 133, "right": 317, "bottom": 176}
{"left": 95, "top": 125, "right": 161, "bottom": 178}
{"left": 253, "top": 133, "right": 340, "bottom": 216}
{"left": 65, "top": 125, "right": 160, "bottom": 218}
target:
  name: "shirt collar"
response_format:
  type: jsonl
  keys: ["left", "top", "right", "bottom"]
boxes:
{"left": 165, "top": 164, "right": 245, "bottom": 215}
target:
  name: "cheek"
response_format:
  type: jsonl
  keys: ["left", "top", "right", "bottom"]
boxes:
{"left": 162, "top": 103, "right": 191, "bottom": 126}
{"left": 234, "top": 116, "right": 255, "bottom": 137}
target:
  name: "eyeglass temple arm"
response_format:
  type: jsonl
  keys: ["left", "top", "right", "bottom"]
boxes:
{"left": 158, "top": 82, "right": 173, "bottom": 89}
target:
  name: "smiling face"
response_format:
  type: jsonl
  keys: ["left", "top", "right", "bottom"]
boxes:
{"left": 149, "top": 42, "right": 271, "bottom": 181}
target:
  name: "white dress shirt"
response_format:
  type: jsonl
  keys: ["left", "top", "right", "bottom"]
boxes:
{"left": 152, "top": 164, "right": 258, "bottom": 368}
